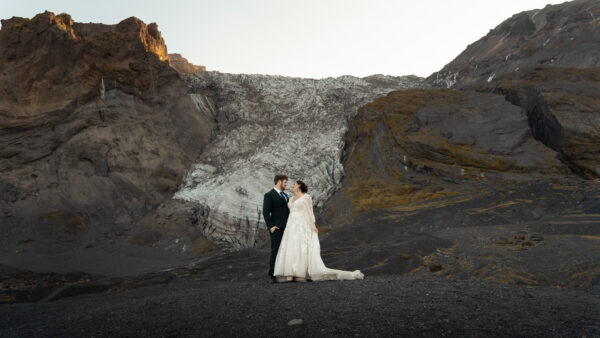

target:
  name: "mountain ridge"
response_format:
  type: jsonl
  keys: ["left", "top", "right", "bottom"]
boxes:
{"left": 0, "top": 2, "right": 599, "bottom": 308}
{"left": 428, "top": 0, "right": 599, "bottom": 88}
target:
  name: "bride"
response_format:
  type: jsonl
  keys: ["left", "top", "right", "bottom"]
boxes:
{"left": 273, "top": 180, "right": 364, "bottom": 282}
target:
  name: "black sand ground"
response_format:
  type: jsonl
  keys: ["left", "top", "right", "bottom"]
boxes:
{"left": 2, "top": 180, "right": 599, "bottom": 336}
{"left": 1, "top": 274, "right": 598, "bottom": 337}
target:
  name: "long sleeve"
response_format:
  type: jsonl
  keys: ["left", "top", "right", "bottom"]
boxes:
{"left": 262, "top": 193, "right": 272, "bottom": 230}
{"left": 304, "top": 194, "right": 317, "bottom": 230}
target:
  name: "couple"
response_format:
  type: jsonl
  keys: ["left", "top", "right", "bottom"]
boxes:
{"left": 263, "top": 174, "right": 364, "bottom": 283}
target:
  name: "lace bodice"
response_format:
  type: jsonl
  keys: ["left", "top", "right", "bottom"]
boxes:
{"left": 288, "top": 193, "right": 316, "bottom": 230}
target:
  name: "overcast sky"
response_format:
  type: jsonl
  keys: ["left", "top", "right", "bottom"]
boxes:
{"left": 2, "top": 0, "right": 567, "bottom": 78}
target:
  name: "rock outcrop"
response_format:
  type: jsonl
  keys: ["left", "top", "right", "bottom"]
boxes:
{"left": 317, "top": 0, "right": 599, "bottom": 283}
{"left": 429, "top": 0, "right": 600, "bottom": 88}
{"left": 320, "top": 87, "right": 573, "bottom": 232}
{"left": 426, "top": 0, "right": 600, "bottom": 178}
{"left": 0, "top": 12, "right": 214, "bottom": 258}
{"left": 474, "top": 66, "right": 600, "bottom": 178}
{"left": 0, "top": 11, "right": 177, "bottom": 117}
{"left": 316, "top": 80, "right": 596, "bottom": 285}
{"left": 168, "top": 53, "right": 206, "bottom": 74}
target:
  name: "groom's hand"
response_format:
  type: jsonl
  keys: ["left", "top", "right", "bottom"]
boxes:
{"left": 270, "top": 226, "right": 280, "bottom": 233}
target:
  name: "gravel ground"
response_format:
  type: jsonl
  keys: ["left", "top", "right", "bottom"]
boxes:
{"left": 1, "top": 274, "right": 598, "bottom": 337}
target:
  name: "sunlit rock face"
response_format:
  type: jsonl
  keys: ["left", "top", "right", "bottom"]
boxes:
{"left": 173, "top": 72, "right": 430, "bottom": 249}
{"left": 0, "top": 11, "right": 177, "bottom": 118}
{"left": 168, "top": 53, "right": 206, "bottom": 74}
{"left": 428, "top": 0, "right": 600, "bottom": 88}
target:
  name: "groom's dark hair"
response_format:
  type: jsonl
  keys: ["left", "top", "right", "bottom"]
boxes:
{"left": 274, "top": 174, "right": 288, "bottom": 185}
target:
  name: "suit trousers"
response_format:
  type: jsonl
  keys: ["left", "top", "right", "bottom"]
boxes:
{"left": 268, "top": 227, "right": 284, "bottom": 275}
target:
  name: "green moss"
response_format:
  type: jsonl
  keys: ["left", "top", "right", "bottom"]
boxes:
{"left": 0, "top": 293, "right": 16, "bottom": 303}
{"left": 102, "top": 63, "right": 116, "bottom": 72}
{"left": 191, "top": 236, "right": 217, "bottom": 254}
{"left": 345, "top": 180, "right": 457, "bottom": 213}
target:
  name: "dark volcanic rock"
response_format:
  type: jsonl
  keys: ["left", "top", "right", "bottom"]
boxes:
{"left": 0, "top": 12, "right": 215, "bottom": 258}
{"left": 316, "top": 0, "right": 600, "bottom": 289}
{"left": 0, "top": 11, "right": 177, "bottom": 115}
{"left": 318, "top": 86, "right": 596, "bottom": 288}
{"left": 428, "top": 0, "right": 600, "bottom": 88}
{"left": 475, "top": 66, "right": 600, "bottom": 178}
{"left": 342, "top": 88, "right": 567, "bottom": 196}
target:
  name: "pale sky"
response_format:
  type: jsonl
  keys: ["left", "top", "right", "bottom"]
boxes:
{"left": 1, "top": 0, "right": 568, "bottom": 79}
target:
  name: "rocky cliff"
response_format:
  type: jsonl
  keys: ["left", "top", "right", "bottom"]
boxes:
{"left": 429, "top": 0, "right": 600, "bottom": 88}
{"left": 0, "top": 12, "right": 216, "bottom": 265}
{"left": 0, "top": 11, "right": 429, "bottom": 272}
{"left": 168, "top": 53, "right": 206, "bottom": 74}
{"left": 316, "top": 0, "right": 600, "bottom": 286}
{"left": 0, "top": 11, "right": 176, "bottom": 115}
{"left": 474, "top": 66, "right": 600, "bottom": 178}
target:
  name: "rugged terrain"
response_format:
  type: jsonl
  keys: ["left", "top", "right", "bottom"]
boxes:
{"left": 1, "top": 1, "right": 599, "bottom": 335}
{"left": 0, "top": 11, "right": 221, "bottom": 268}
{"left": 172, "top": 71, "right": 427, "bottom": 249}
{"left": 0, "top": 11, "right": 427, "bottom": 272}
{"left": 429, "top": 0, "right": 599, "bottom": 88}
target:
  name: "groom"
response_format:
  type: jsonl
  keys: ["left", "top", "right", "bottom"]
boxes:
{"left": 263, "top": 174, "right": 290, "bottom": 282}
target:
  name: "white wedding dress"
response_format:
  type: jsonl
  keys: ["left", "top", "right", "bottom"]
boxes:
{"left": 273, "top": 193, "right": 364, "bottom": 281}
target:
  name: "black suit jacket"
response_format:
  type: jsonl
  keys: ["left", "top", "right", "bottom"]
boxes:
{"left": 263, "top": 189, "right": 290, "bottom": 231}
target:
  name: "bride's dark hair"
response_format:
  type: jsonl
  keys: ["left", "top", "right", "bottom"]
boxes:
{"left": 296, "top": 180, "right": 308, "bottom": 193}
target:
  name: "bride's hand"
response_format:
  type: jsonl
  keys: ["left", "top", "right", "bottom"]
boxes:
{"left": 312, "top": 227, "right": 318, "bottom": 233}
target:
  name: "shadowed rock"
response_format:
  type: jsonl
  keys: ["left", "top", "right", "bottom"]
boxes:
{"left": 0, "top": 12, "right": 215, "bottom": 262}
{"left": 474, "top": 66, "right": 600, "bottom": 178}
